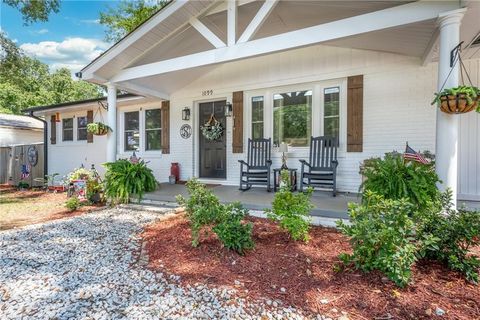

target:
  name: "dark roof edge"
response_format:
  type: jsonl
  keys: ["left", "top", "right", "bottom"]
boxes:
{"left": 24, "top": 93, "right": 139, "bottom": 113}
{"left": 80, "top": 0, "right": 173, "bottom": 75}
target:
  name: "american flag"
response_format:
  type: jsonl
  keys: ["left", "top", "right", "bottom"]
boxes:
{"left": 404, "top": 143, "right": 429, "bottom": 164}
{"left": 21, "top": 164, "right": 30, "bottom": 179}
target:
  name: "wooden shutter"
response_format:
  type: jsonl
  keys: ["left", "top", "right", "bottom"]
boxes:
{"left": 50, "top": 115, "right": 57, "bottom": 145}
{"left": 232, "top": 91, "right": 244, "bottom": 153}
{"left": 347, "top": 75, "right": 363, "bottom": 152}
{"left": 87, "top": 110, "right": 94, "bottom": 143}
{"left": 161, "top": 100, "right": 170, "bottom": 154}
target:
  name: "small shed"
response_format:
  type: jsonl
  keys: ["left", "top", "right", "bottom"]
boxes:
{"left": 0, "top": 114, "right": 43, "bottom": 147}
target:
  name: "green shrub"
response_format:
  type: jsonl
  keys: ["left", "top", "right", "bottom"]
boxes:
{"left": 417, "top": 190, "right": 480, "bottom": 283}
{"left": 360, "top": 152, "right": 440, "bottom": 210}
{"left": 177, "top": 179, "right": 255, "bottom": 253}
{"left": 65, "top": 197, "right": 81, "bottom": 211}
{"left": 213, "top": 202, "right": 254, "bottom": 255}
{"left": 177, "top": 178, "right": 223, "bottom": 247}
{"left": 266, "top": 170, "right": 313, "bottom": 242}
{"left": 17, "top": 181, "right": 29, "bottom": 189}
{"left": 103, "top": 159, "right": 157, "bottom": 204}
{"left": 337, "top": 191, "right": 437, "bottom": 287}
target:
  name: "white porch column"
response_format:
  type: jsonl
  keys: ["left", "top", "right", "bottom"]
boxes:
{"left": 107, "top": 84, "right": 117, "bottom": 163}
{"left": 435, "top": 9, "right": 466, "bottom": 207}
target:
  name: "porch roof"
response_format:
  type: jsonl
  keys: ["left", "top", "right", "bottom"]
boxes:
{"left": 80, "top": 1, "right": 479, "bottom": 98}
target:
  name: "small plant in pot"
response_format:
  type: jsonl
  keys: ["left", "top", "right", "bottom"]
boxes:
{"left": 432, "top": 85, "right": 480, "bottom": 114}
{"left": 87, "top": 122, "right": 112, "bottom": 136}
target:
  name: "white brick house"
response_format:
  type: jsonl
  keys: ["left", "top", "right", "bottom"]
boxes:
{"left": 32, "top": 1, "right": 480, "bottom": 202}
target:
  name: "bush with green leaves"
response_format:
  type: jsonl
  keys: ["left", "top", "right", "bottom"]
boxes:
{"left": 213, "top": 202, "right": 254, "bottom": 255}
{"left": 416, "top": 190, "right": 480, "bottom": 283}
{"left": 266, "top": 170, "right": 313, "bottom": 242}
{"left": 103, "top": 159, "right": 157, "bottom": 204}
{"left": 177, "top": 179, "right": 254, "bottom": 253}
{"left": 65, "top": 197, "right": 81, "bottom": 211}
{"left": 176, "top": 178, "right": 223, "bottom": 247}
{"left": 337, "top": 191, "right": 436, "bottom": 287}
{"left": 360, "top": 152, "right": 440, "bottom": 211}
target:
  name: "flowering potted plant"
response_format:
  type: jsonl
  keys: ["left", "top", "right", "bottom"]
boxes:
{"left": 87, "top": 122, "right": 112, "bottom": 136}
{"left": 431, "top": 85, "right": 480, "bottom": 114}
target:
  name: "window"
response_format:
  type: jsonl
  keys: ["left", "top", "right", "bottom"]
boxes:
{"left": 124, "top": 111, "right": 139, "bottom": 151}
{"left": 251, "top": 96, "right": 264, "bottom": 139}
{"left": 62, "top": 118, "right": 73, "bottom": 141}
{"left": 324, "top": 87, "right": 340, "bottom": 138}
{"left": 77, "top": 116, "right": 88, "bottom": 141}
{"left": 273, "top": 90, "right": 312, "bottom": 147}
{"left": 145, "top": 109, "right": 162, "bottom": 151}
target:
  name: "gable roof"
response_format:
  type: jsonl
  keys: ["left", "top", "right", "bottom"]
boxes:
{"left": 0, "top": 114, "right": 43, "bottom": 130}
{"left": 80, "top": 0, "right": 215, "bottom": 82}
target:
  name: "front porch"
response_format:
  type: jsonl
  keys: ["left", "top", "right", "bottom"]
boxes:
{"left": 141, "top": 183, "right": 358, "bottom": 219}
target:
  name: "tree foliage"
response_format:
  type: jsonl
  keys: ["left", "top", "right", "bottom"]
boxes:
{"left": 0, "top": 32, "right": 103, "bottom": 114}
{"left": 99, "top": 0, "right": 170, "bottom": 43}
{"left": 3, "top": 0, "right": 60, "bottom": 24}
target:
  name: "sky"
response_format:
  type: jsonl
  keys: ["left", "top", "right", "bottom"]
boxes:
{"left": 0, "top": 0, "right": 120, "bottom": 72}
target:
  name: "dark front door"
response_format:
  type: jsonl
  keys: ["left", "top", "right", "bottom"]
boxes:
{"left": 199, "top": 101, "right": 227, "bottom": 178}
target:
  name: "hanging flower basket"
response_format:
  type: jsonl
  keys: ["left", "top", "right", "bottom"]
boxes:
{"left": 432, "top": 86, "right": 480, "bottom": 114}
{"left": 87, "top": 122, "right": 112, "bottom": 136}
{"left": 201, "top": 114, "right": 224, "bottom": 141}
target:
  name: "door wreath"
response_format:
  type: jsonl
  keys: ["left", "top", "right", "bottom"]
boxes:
{"left": 201, "top": 114, "right": 224, "bottom": 140}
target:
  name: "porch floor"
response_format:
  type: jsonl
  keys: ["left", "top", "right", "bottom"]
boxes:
{"left": 142, "top": 183, "right": 360, "bottom": 219}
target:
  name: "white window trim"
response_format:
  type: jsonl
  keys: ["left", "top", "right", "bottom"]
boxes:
{"left": 245, "top": 78, "right": 347, "bottom": 154}
{"left": 119, "top": 105, "right": 163, "bottom": 156}
{"left": 57, "top": 112, "right": 89, "bottom": 145}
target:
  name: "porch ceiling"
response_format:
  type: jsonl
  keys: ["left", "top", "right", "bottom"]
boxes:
{"left": 83, "top": 0, "right": 480, "bottom": 93}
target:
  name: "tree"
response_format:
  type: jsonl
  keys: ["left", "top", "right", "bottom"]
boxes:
{"left": 99, "top": 0, "right": 169, "bottom": 42}
{"left": 3, "top": 0, "right": 60, "bottom": 24}
{"left": 0, "top": 32, "right": 103, "bottom": 114}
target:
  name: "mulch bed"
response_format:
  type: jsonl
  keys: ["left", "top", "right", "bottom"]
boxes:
{"left": 141, "top": 214, "right": 480, "bottom": 320}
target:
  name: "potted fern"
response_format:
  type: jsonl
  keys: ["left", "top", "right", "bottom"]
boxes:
{"left": 431, "top": 85, "right": 480, "bottom": 114}
{"left": 87, "top": 122, "right": 112, "bottom": 136}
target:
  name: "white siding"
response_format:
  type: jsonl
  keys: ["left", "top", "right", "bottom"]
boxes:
{"left": 132, "top": 44, "right": 441, "bottom": 193}
{"left": 48, "top": 110, "right": 108, "bottom": 178}
{"left": 0, "top": 127, "right": 43, "bottom": 147}
{"left": 458, "top": 58, "right": 480, "bottom": 201}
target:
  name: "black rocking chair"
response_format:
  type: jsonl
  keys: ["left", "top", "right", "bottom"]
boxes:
{"left": 299, "top": 136, "right": 339, "bottom": 196}
{"left": 239, "top": 138, "right": 272, "bottom": 191}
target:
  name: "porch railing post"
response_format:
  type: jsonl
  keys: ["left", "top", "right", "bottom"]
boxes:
{"left": 107, "top": 84, "right": 117, "bottom": 163}
{"left": 435, "top": 8, "right": 466, "bottom": 209}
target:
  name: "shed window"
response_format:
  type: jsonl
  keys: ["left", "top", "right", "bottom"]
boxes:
{"left": 62, "top": 118, "right": 73, "bottom": 141}
{"left": 124, "top": 111, "right": 139, "bottom": 151}
{"left": 145, "top": 109, "right": 162, "bottom": 151}
{"left": 77, "top": 116, "right": 88, "bottom": 141}
{"left": 273, "top": 90, "right": 312, "bottom": 147}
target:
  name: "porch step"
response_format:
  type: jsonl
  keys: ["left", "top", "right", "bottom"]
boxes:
{"left": 132, "top": 197, "right": 349, "bottom": 220}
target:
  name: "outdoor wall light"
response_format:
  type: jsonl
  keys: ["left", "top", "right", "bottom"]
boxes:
{"left": 224, "top": 102, "right": 233, "bottom": 117}
{"left": 182, "top": 107, "right": 191, "bottom": 121}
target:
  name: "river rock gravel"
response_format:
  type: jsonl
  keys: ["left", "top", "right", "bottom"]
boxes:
{"left": 0, "top": 207, "right": 323, "bottom": 319}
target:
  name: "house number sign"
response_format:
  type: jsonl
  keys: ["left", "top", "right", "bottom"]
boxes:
{"left": 201, "top": 90, "right": 213, "bottom": 96}
{"left": 180, "top": 124, "right": 192, "bottom": 139}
